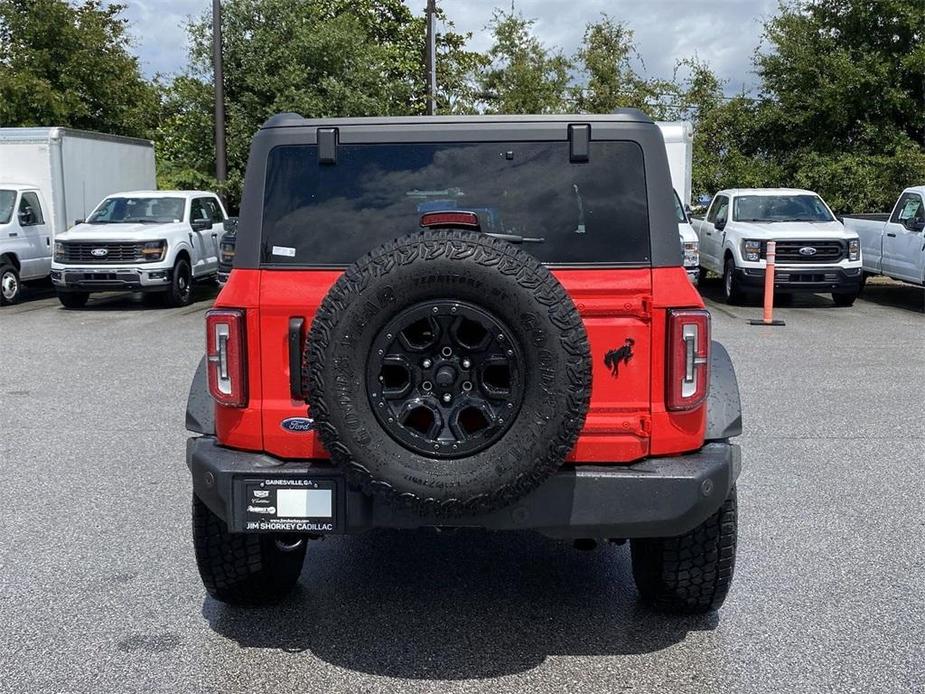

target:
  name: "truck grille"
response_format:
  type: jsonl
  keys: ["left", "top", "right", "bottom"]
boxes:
{"left": 761, "top": 240, "right": 845, "bottom": 263}
{"left": 58, "top": 242, "right": 145, "bottom": 264}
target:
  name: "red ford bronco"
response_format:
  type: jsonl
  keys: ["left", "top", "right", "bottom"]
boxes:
{"left": 185, "top": 111, "right": 743, "bottom": 613}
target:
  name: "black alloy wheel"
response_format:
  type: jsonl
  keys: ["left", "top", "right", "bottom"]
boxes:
{"left": 366, "top": 300, "right": 523, "bottom": 458}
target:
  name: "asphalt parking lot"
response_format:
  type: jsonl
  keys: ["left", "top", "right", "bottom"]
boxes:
{"left": 1, "top": 279, "right": 923, "bottom": 694}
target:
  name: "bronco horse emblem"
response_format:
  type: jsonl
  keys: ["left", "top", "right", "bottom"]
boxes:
{"left": 604, "top": 338, "right": 635, "bottom": 377}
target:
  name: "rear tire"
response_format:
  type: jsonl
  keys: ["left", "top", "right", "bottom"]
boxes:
{"left": 0, "top": 263, "right": 20, "bottom": 305}
{"left": 723, "top": 257, "right": 745, "bottom": 305}
{"left": 631, "top": 487, "right": 737, "bottom": 614}
{"left": 832, "top": 291, "right": 858, "bottom": 307}
{"left": 57, "top": 292, "right": 89, "bottom": 309}
{"left": 192, "top": 494, "right": 306, "bottom": 605}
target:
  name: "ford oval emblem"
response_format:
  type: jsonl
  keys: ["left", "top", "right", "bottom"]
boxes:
{"left": 281, "top": 417, "right": 315, "bottom": 433}
{"left": 91, "top": 248, "right": 109, "bottom": 257}
{"left": 799, "top": 246, "right": 817, "bottom": 256}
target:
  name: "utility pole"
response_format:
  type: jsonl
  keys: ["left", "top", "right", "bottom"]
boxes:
{"left": 425, "top": 0, "right": 436, "bottom": 115}
{"left": 212, "top": 0, "right": 227, "bottom": 183}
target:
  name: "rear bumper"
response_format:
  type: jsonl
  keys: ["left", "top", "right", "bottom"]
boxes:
{"left": 735, "top": 266, "right": 862, "bottom": 293}
{"left": 187, "top": 436, "right": 741, "bottom": 539}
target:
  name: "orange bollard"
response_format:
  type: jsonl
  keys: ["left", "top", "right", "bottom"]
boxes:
{"left": 749, "top": 240, "right": 786, "bottom": 326}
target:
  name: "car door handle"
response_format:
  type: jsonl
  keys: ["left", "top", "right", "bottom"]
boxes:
{"left": 886, "top": 232, "right": 896, "bottom": 237}
{"left": 8, "top": 232, "right": 17, "bottom": 237}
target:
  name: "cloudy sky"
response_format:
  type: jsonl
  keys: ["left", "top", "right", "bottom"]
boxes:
{"left": 122, "top": 0, "right": 779, "bottom": 94}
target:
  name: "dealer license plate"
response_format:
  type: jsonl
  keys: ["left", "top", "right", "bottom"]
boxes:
{"left": 240, "top": 478, "right": 336, "bottom": 533}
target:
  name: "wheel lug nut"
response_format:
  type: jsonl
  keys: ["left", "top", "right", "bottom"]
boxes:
{"left": 442, "top": 393, "right": 452, "bottom": 403}
{"left": 462, "top": 358, "right": 471, "bottom": 369}
{"left": 423, "top": 359, "right": 432, "bottom": 368}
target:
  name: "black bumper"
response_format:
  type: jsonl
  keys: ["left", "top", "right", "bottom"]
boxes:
{"left": 735, "top": 266, "right": 862, "bottom": 293}
{"left": 187, "top": 437, "right": 741, "bottom": 539}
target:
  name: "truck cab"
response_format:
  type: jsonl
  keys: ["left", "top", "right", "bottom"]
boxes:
{"left": 842, "top": 186, "right": 925, "bottom": 287}
{"left": 692, "top": 188, "right": 863, "bottom": 306}
{"left": 51, "top": 190, "right": 226, "bottom": 308}
{"left": 0, "top": 185, "right": 53, "bottom": 304}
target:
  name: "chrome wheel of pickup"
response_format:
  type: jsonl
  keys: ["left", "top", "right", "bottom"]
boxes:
{"left": 0, "top": 265, "right": 20, "bottom": 304}
{"left": 366, "top": 300, "right": 524, "bottom": 459}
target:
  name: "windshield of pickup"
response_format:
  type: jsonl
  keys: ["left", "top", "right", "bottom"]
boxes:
{"left": 261, "top": 141, "right": 650, "bottom": 266}
{"left": 733, "top": 194, "right": 833, "bottom": 223}
{"left": 0, "top": 190, "right": 15, "bottom": 224}
{"left": 87, "top": 197, "right": 185, "bottom": 224}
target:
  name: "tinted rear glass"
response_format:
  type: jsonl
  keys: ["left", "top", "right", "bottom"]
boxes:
{"left": 261, "top": 141, "right": 650, "bottom": 266}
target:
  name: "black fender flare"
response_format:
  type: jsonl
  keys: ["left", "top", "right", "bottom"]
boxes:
{"left": 705, "top": 341, "right": 742, "bottom": 441}
{"left": 185, "top": 356, "right": 215, "bottom": 435}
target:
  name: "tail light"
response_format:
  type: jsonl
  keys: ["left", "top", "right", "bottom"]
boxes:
{"left": 206, "top": 309, "right": 247, "bottom": 407}
{"left": 666, "top": 309, "right": 710, "bottom": 411}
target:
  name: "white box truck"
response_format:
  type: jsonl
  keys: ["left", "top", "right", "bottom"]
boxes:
{"left": 657, "top": 121, "right": 699, "bottom": 283}
{"left": 0, "top": 127, "right": 155, "bottom": 304}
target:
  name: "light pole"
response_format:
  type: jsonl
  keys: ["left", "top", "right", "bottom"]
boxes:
{"left": 212, "top": 0, "right": 227, "bottom": 183}
{"left": 425, "top": 0, "right": 436, "bottom": 115}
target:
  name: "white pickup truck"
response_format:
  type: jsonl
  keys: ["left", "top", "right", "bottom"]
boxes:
{"left": 0, "top": 127, "right": 155, "bottom": 305}
{"left": 51, "top": 190, "right": 227, "bottom": 308}
{"left": 842, "top": 186, "right": 925, "bottom": 287}
{"left": 692, "top": 188, "right": 863, "bottom": 306}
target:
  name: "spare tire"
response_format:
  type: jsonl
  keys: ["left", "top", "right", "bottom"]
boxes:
{"left": 305, "top": 229, "right": 591, "bottom": 516}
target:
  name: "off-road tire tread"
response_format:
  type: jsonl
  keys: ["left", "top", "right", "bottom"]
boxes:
{"left": 192, "top": 495, "right": 305, "bottom": 605}
{"left": 304, "top": 229, "right": 592, "bottom": 517}
{"left": 631, "top": 487, "right": 737, "bottom": 614}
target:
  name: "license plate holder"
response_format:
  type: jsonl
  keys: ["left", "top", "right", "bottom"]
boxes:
{"left": 235, "top": 477, "right": 338, "bottom": 533}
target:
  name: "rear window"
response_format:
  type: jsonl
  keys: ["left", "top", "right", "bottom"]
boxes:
{"left": 261, "top": 141, "right": 650, "bottom": 266}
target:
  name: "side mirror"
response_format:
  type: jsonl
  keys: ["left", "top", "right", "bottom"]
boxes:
{"left": 191, "top": 217, "right": 212, "bottom": 232}
{"left": 18, "top": 207, "right": 34, "bottom": 225}
{"left": 906, "top": 218, "right": 925, "bottom": 232}
{"left": 684, "top": 204, "right": 693, "bottom": 216}
{"left": 223, "top": 217, "right": 239, "bottom": 233}
{"left": 714, "top": 217, "right": 727, "bottom": 231}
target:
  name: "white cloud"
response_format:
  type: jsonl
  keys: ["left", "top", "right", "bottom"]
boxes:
{"left": 121, "top": 0, "right": 777, "bottom": 93}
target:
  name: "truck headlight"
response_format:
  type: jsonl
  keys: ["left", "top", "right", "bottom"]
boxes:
{"left": 54, "top": 241, "right": 64, "bottom": 261}
{"left": 742, "top": 239, "right": 762, "bottom": 262}
{"left": 682, "top": 241, "right": 699, "bottom": 267}
{"left": 848, "top": 238, "right": 860, "bottom": 262}
{"left": 140, "top": 240, "right": 167, "bottom": 262}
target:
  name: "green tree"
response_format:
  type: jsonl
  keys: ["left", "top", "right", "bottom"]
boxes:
{"left": 755, "top": 0, "right": 925, "bottom": 211}
{"left": 0, "top": 0, "right": 156, "bottom": 137}
{"left": 670, "top": 59, "right": 779, "bottom": 202}
{"left": 571, "top": 14, "right": 676, "bottom": 118}
{"left": 157, "top": 0, "right": 481, "bottom": 203}
{"left": 478, "top": 8, "right": 571, "bottom": 114}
